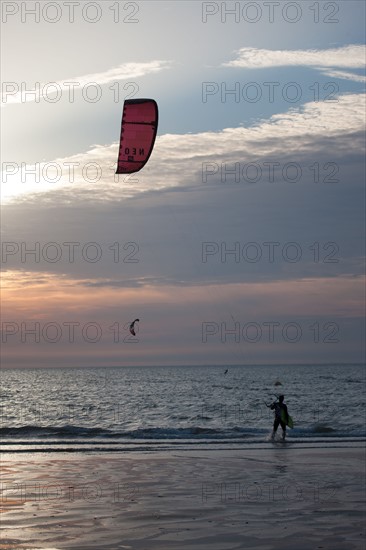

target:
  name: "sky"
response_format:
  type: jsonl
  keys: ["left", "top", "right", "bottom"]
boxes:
{"left": 1, "top": 0, "right": 365, "bottom": 367}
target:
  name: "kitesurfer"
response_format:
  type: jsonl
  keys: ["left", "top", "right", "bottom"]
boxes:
{"left": 268, "top": 395, "right": 289, "bottom": 440}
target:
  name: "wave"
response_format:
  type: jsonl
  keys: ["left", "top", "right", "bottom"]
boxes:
{"left": 1, "top": 424, "right": 365, "bottom": 442}
{"left": 127, "top": 427, "right": 252, "bottom": 439}
{"left": 311, "top": 424, "right": 336, "bottom": 434}
{"left": 0, "top": 425, "right": 111, "bottom": 438}
{"left": 1, "top": 424, "right": 260, "bottom": 440}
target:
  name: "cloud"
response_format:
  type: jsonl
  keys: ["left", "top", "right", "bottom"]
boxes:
{"left": 1, "top": 60, "right": 172, "bottom": 106}
{"left": 2, "top": 91, "right": 364, "bottom": 302}
{"left": 320, "top": 69, "right": 366, "bottom": 83}
{"left": 2, "top": 92, "right": 364, "bottom": 204}
{"left": 2, "top": 86, "right": 364, "bottom": 366}
{"left": 224, "top": 45, "right": 366, "bottom": 69}
{"left": 2, "top": 270, "right": 364, "bottom": 366}
{"left": 3, "top": 269, "right": 364, "bottom": 316}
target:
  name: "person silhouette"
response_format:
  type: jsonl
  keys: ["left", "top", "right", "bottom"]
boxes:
{"left": 268, "top": 395, "right": 289, "bottom": 440}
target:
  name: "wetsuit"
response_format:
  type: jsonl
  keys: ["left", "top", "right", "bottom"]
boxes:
{"left": 270, "top": 401, "right": 288, "bottom": 437}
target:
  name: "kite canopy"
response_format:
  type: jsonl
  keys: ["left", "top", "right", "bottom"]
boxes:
{"left": 116, "top": 99, "right": 158, "bottom": 174}
{"left": 129, "top": 318, "right": 140, "bottom": 336}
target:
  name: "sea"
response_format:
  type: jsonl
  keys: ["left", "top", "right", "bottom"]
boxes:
{"left": 1, "top": 364, "right": 365, "bottom": 453}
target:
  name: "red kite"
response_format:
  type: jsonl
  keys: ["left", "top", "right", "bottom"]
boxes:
{"left": 116, "top": 99, "right": 158, "bottom": 174}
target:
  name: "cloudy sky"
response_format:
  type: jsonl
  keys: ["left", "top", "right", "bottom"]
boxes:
{"left": 1, "top": 0, "right": 365, "bottom": 367}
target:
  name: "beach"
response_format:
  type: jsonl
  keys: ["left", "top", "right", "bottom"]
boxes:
{"left": 1, "top": 446, "right": 365, "bottom": 550}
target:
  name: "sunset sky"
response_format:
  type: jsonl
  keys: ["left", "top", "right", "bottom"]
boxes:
{"left": 1, "top": 1, "right": 365, "bottom": 367}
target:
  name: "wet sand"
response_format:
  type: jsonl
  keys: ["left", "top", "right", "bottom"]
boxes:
{"left": 1, "top": 447, "right": 365, "bottom": 549}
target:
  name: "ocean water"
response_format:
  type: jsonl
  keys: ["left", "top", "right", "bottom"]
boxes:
{"left": 1, "top": 364, "right": 365, "bottom": 452}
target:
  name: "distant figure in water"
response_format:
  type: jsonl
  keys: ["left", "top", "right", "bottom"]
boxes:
{"left": 224, "top": 369, "right": 228, "bottom": 375}
{"left": 267, "top": 395, "right": 289, "bottom": 440}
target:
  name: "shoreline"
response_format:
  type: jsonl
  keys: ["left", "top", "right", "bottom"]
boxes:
{"left": 1, "top": 446, "right": 365, "bottom": 549}
{"left": 1, "top": 437, "right": 365, "bottom": 454}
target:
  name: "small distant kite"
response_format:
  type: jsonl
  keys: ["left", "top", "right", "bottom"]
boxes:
{"left": 116, "top": 98, "right": 158, "bottom": 174}
{"left": 129, "top": 318, "right": 140, "bottom": 336}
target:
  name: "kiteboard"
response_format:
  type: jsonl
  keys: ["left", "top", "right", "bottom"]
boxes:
{"left": 281, "top": 409, "right": 294, "bottom": 428}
